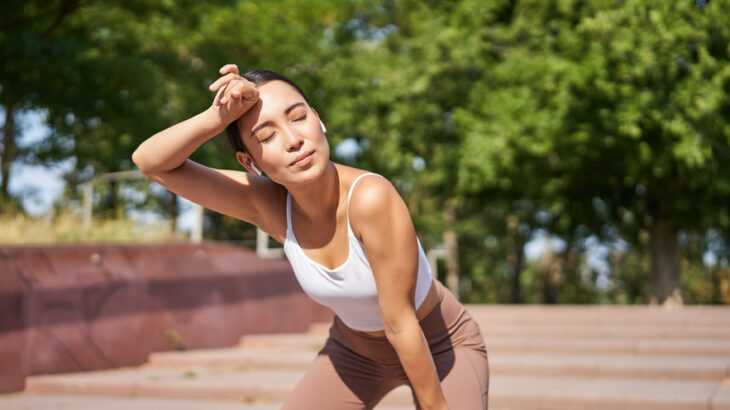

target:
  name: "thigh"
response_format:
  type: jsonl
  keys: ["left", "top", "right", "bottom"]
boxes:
{"left": 414, "top": 310, "right": 490, "bottom": 410}
{"left": 281, "top": 340, "right": 387, "bottom": 410}
{"left": 437, "top": 347, "right": 489, "bottom": 410}
{"left": 408, "top": 347, "right": 489, "bottom": 410}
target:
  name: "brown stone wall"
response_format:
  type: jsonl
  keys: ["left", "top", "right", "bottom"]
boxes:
{"left": 0, "top": 242, "right": 332, "bottom": 393}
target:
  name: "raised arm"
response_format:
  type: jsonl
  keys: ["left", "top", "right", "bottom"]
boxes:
{"left": 131, "top": 64, "right": 274, "bottom": 228}
{"left": 132, "top": 64, "right": 257, "bottom": 174}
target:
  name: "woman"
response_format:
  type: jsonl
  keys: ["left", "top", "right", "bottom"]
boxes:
{"left": 132, "top": 64, "right": 489, "bottom": 410}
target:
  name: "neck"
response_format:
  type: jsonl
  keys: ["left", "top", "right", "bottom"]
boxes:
{"left": 287, "top": 161, "right": 341, "bottom": 222}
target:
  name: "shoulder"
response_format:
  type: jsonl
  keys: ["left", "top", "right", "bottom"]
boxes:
{"left": 348, "top": 173, "right": 406, "bottom": 237}
{"left": 350, "top": 174, "right": 398, "bottom": 213}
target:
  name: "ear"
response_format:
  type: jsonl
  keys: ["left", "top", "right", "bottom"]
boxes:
{"left": 235, "top": 151, "right": 260, "bottom": 175}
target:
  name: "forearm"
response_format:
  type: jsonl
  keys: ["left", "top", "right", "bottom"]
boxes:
{"left": 132, "top": 107, "right": 225, "bottom": 174}
{"left": 386, "top": 318, "right": 447, "bottom": 410}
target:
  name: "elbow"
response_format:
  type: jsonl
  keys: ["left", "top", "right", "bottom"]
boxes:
{"left": 131, "top": 147, "right": 156, "bottom": 175}
{"left": 131, "top": 150, "right": 148, "bottom": 174}
{"left": 131, "top": 149, "right": 143, "bottom": 169}
{"left": 382, "top": 312, "right": 419, "bottom": 338}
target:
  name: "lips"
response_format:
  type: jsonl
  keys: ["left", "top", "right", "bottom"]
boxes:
{"left": 290, "top": 150, "right": 314, "bottom": 166}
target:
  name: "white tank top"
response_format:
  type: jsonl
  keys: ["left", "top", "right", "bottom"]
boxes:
{"left": 282, "top": 172, "right": 434, "bottom": 332}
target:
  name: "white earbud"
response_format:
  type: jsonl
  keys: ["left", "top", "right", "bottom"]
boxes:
{"left": 251, "top": 163, "right": 263, "bottom": 176}
{"left": 319, "top": 120, "right": 327, "bottom": 133}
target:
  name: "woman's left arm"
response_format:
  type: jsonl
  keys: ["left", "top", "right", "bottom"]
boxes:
{"left": 350, "top": 177, "right": 448, "bottom": 410}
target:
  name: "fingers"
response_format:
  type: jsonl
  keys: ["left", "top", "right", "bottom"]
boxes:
{"left": 209, "top": 72, "right": 239, "bottom": 92}
{"left": 219, "top": 64, "right": 239, "bottom": 75}
{"left": 213, "top": 83, "right": 227, "bottom": 106}
{"left": 220, "top": 82, "right": 241, "bottom": 105}
{"left": 219, "top": 80, "right": 258, "bottom": 105}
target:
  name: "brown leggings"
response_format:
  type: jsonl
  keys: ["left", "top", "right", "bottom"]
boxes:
{"left": 282, "top": 280, "right": 490, "bottom": 409}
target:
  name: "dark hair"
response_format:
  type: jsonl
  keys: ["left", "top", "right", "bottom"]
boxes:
{"left": 225, "top": 69, "right": 311, "bottom": 153}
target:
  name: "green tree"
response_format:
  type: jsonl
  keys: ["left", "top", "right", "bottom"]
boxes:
{"left": 456, "top": 0, "right": 730, "bottom": 304}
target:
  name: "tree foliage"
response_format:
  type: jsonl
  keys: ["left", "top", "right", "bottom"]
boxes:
{"left": 2, "top": 0, "right": 729, "bottom": 304}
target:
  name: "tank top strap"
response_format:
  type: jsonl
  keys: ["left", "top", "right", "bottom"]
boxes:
{"left": 285, "top": 191, "right": 293, "bottom": 240}
{"left": 345, "top": 172, "right": 384, "bottom": 237}
{"left": 346, "top": 172, "right": 383, "bottom": 205}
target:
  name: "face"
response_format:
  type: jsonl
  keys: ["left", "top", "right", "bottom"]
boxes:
{"left": 235, "top": 80, "right": 330, "bottom": 186}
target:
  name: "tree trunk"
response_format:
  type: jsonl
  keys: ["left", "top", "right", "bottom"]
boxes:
{"left": 168, "top": 191, "right": 178, "bottom": 234}
{"left": 538, "top": 240, "right": 561, "bottom": 304}
{"left": 505, "top": 214, "right": 525, "bottom": 303}
{"left": 648, "top": 218, "right": 683, "bottom": 305}
{"left": 710, "top": 267, "right": 721, "bottom": 305}
{"left": 1, "top": 102, "right": 17, "bottom": 205}
{"left": 105, "top": 180, "right": 119, "bottom": 219}
{"left": 443, "top": 200, "right": 460, "bottom": 300}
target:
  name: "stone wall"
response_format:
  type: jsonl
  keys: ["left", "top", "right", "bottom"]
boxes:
{"left": 0, "top": 242, "right": 332, "bottom": 393}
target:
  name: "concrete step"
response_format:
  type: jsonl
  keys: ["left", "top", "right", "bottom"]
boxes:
{"left": 148, "top": 347, "right": 730, "bottom": 381}
{"left": 465, "top": 305, "right": 730, "bottom": 326}
{"left": 476, "top": 324, "right": 730, "bottom": 340}
{"left": 238, "top": 333, "right": 327, "bottom": 351}
{"left": 22, "top": 366, "right": 730, "bottom": 410}
{"left": 308, "top": 322, "right": 730, "bottom": 340}
{"left": 485, "top": 337, "right": 730, "bottom": 356}
{"left": 239, "top": 333, "right": 730, "bottom": 357}
{"left": 306, "top": 305, "right": 730, "bottom": 333}
{"left": 0, "top": 393, "right": 275, "bottom": 410}
{"left": 24, "top": 366, "right": 412, "bottom": 406}
{"left": 0, "top": 394, "right": 411, "bottom": 410}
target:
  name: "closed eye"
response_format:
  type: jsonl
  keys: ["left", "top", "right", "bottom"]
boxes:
{"left": 261, "top": 132, "right": 275, "bottom": 143}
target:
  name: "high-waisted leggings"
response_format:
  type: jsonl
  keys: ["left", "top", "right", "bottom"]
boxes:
{"left": 281, "top": 279, "right": 490, "bottom": 409}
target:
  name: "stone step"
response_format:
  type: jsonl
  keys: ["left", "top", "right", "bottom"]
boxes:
{"left": 486, "top": 337, "right": 730, "bottom": 356}
{"left": 148, "top": 347, "right": 730, "bottom": 381}
{"left": 24, "top": 367, "right": 412, "bottom": 406}
{"left": 23, "top": 367, "right": 730, "bottom": 410}
{"left": 476, "top": 324, "right": 730, "bottom": 340}
{"left": 464, "top": 305, "right": 730, "bottom": 326}
{"left": 0, "top": 394, "right": 412, "bottom": 410}
{"left": 308, "top": 322, "right": 730, "bottom": 340}
{"left": 239, "top": 333, "right": 327, "bottom": 351}
{"left": 306, "top": 306, "right": 730, "bottom": 333}
{"left": 239, "top": 333, "right": 730, "bottom": 357}
{"left": 0, "top": 393, "right": 276, "bottom": 410}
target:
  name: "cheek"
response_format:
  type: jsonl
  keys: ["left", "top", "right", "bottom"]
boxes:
{"left": 258, "top": 145, "right": 287, "bottom": 168}
{"left": 297, "top": 119, "right": 318, "bottom": 137}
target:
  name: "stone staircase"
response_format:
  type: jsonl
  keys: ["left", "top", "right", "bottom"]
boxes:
{"left": 2, "top": 305, "right": 730, "bottom": 409}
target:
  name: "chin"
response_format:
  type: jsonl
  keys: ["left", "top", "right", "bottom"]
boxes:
{"left": 289, "top": 152, "right": 329, "bottom": 185}
{"left": 303, "top": 154, "right": 328, "bottom": 177}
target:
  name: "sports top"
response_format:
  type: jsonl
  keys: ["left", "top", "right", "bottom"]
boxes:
{"left": 282, "top": 172, "right": 434, "bottom": 332}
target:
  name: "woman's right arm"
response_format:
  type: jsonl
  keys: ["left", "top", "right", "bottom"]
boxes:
{"left": 131, "top": 64, "right": 271, "bottom": 228}
{"left": 131, "top": 107, "right": 225, "bottom": 174}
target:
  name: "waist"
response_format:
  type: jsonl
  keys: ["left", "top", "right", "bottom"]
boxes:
{"left": 342, "top": 278, "right": 443, "bottom": 338}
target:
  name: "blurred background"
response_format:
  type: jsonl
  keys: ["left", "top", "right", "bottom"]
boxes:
{"left": 2, "top": 0, "right": 729, "bottom": 306}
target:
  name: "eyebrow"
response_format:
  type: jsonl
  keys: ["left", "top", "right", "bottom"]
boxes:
{"left": 250, "top": 102, "right": 307, "bottom": 136}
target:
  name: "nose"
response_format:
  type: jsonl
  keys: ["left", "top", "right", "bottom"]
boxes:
{"left": 283, "top": 126, "right": 304, "bottom": 152}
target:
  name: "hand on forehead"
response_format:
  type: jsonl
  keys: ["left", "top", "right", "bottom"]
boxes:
{"left": 238, "top": 80, "right": 309, "bottom": 138}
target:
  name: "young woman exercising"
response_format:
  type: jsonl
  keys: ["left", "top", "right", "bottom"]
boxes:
{"left": 132, "top": 64, "right": 489, "bottom": 410}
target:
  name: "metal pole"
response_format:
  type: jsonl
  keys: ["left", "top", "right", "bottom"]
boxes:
{"left": 81, "top": 183, "right": 93, "bottom": 230}
{"left": 256, "top": 228, "right": 284, "bottom": 259}
{"left": 427, "top": 246, "right": 459, "bottom": 300}
{"left": 191, "top": 203, "right": 203, "bottom": 243}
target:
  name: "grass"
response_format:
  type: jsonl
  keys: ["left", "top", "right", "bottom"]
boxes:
{"left": 0, "top": 212, "right": 184, "bottom": 244}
